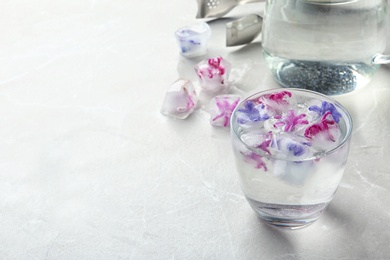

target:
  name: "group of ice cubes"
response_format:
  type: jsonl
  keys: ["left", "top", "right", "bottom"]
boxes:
{"left": 161, "top": 72, "right": 238, "bottom": 124}
{"left": 162, "top": 22, "right": 239, "bottom": 125}
{"left": 238, "top": 95, "right": 343, "bottom": 160}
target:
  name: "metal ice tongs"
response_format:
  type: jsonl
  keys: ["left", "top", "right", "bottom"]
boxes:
{"left": 225, "top": 14, "right": 262, "bottom": 46}
{"left": 196, "top": 0, "right": 261, "bottom": 18}
{"left": 196, "top": 0, "right": 263, "bottom": 46}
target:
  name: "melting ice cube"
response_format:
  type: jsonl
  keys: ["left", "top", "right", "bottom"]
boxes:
{"left": 175, "top": 22, "right": 211, "bottom": 58}
{"left": 273, "top": 160, "right": 313, "bottom": 186}
{"left": 209, "top": 94, "right": 241, "bottom": 127}
{"left": 161, "top": 79, "right": 198, "bottom": 119}
{"left": 194, "top": 56, "right": 231, "bottom": 93}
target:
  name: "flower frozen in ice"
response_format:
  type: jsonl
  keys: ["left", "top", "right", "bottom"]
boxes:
{"left": 304, "top": 111, "right": 337, "bottom": 141}
{"left": 195, "top": 56, "right": 231, "bottom": 93}
{"left": 237, "top": 101, "right": 270, "bottom": 124}
{"left": 207, "top": 56, "right": 226, "bottom": 79}
{"left": 256, "top": 131, "right": 273, "bottom": 155}
{"left": 274, "top": 110, "right": 309, "bottom": 132}
{"left": 160, "top": 79, "right": 198, "bottom": 119}
{"left": 268, "top": 90, "right": 292, "bottom": 104}
{"left": 175, "top": 22, "right": 211, "bottom": 58}
{"left": 210, "top": 95, "right": 241, "bottom": 127}
{"left": 287, "top": 142, "right": 306, "bottom": 156}
{"left": 260, "top": 90, "right": 293, "bottom": 114}
{"left": 242, "top": 151, "right": 268, "bottom": 171}
{"left": 309, "top": 101, "right": 342, "bottom": 123}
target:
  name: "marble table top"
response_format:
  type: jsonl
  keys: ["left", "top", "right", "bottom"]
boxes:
{"left": 1, "top": 1, "right": 390, "bottom": 259}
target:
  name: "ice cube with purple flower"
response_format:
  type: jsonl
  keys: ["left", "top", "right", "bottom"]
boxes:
{"left": 236, "top": 100, "right": 270, "bottom": 125}
{"left": 175, "top": 22, "right": 211, "bottom": 58}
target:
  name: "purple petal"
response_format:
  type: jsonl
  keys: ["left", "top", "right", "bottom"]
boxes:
{"left": 287, "top": 143, "right": 306, "bottom": 156}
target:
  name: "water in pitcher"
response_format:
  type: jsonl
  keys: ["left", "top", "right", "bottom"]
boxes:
{"left": 262, "top": 0, "right": 388, "bottom": 95}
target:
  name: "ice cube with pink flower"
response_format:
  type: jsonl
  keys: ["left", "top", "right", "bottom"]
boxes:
{"left": 161, "top": 79, "right": 198, "bottom": 119}
{"left": 194, "top": 56, "right": 231, "bottom": 93}
{"left": 209, "top": 94, "right": 241, "bottom": 127}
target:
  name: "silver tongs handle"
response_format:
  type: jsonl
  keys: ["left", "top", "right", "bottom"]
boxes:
{"left": 196, "top": 0, "right": 263, "bottom": 19}
{"left": 226, "top": 14, "right": 262, "bottom": 46}
{"left": 372, "top": 53, "right": 390, "bottom": 65}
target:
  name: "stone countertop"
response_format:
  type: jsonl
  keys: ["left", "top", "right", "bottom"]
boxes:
{"left": 1, "top": 1, "right": 390, "bottom": 259}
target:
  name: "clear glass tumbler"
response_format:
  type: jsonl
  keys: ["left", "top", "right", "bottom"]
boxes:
{"left": 230, "top": 88, "right": 353, "bottom": 229}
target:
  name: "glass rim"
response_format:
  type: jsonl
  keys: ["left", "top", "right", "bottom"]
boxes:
{"left": 230, "top": 88, "right": 353, "bottom": 162}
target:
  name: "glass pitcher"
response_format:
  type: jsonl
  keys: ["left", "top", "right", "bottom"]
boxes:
{"left": 261, "top": 0, "right": 388, "bottom": 95}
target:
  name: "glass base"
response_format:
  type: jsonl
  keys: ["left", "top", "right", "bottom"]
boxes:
{"left": 246, "top": 197, "right": 330, "bottom": 229}
{"left": 260, "top": 217, "right": 315, "bottom": 229}
{"left": 263, "top": 50, "right": 379, "bottom": 95}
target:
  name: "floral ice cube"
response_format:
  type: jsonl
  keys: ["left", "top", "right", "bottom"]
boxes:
{"left": 273, "top": 160, "right": 312, "bottom": 185}
{"left": 161, "top": 79, "right": 198, "bottom": 119}
{"left": 195, "top": 56, "right": 231, "bottom": 93}
{"left": 175, "top": 22, "right": 211, "bottom": 58}
{"left": 259, "top": 90, "right": 295, "bottom": 114}
{"left": 236, "top": 100, "right": 270, "bottom": 126}
{"left": 275, "top": 135, "right": 310, "bottom": 159}
{"left": 304, "top": 111, "right": 342, "bottom": 150}
{"left": 209, "top": 94, "right": 241, "bottom": 127}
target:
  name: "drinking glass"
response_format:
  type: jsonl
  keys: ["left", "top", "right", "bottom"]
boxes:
{"left": 230, "top": 88, "right": 353, "bottom": 228}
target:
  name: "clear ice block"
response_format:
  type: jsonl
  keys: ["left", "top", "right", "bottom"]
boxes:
{"left": 161, "top": 79, "right": 198, "bottom": 119}
{"left": 209, "top": 94, "right": 241, "bottom": 127}
{"left": 195, "top": 56, "right": 231, "bottom": 93}
{"left": 175, "top": 22, "right": 211, "bottom": 58}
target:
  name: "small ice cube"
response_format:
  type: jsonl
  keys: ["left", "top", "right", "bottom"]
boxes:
{"left": 240, "top": 132, "right": 263, "bottom": 148}
{"left": 194, "top": 56, "right": 231, "bottom": 93}
{"left": 259, "top": 90, "right": 296, "bottom": 114}
{"left": 310, "top": 128, "right": 342, "bottom": 152}
{"left": 175, "top": 22, "right": 211, "bottom": 58}
{"left": 276, "top": 135, "right": 310, "bottom": 159}
{"left": 305, "top": 98, "right": 324, "bottom": 111}
{"left": 273, "top": 160, "right": 313, "bottom": 186}
{"left": 209, "top": 94, "right": 241, "bottom": 127}
{"left": 236, "top": 101, "right": 270, "bottom": 126}
{"left": 240, "top": 131, "right": 271, "bottom": 150}
{"left": 161, "top": 79, "right": 198, "bottom": 119}
{"left": 304, "top": 111, "right": 342, "bottom": 151}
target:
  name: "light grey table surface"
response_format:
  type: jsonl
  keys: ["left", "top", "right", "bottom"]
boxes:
{"left": 1, "top": 1, "right": 390, "bottom": 259}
